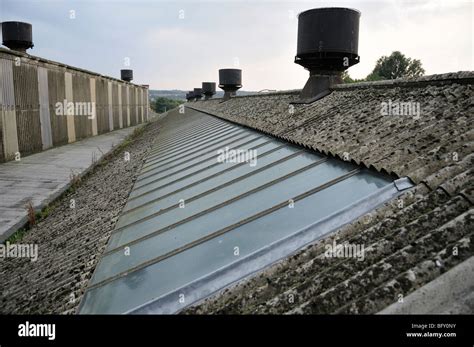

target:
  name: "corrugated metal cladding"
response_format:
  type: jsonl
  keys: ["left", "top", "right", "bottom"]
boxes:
{"left": 79, "top": 108, "right": 412, "bottom": 314}
{"left": 12, "top": 60, "right": 43, "bottom": 156}
{"left": 0, "top": 58, "right": 17, "bottom": 162}
{"left": 122, "top": 86, "right": 128, "bottom": 127}
{"left": 129, "top": 87, "right": 137, "bottom": 126}
{"left": 0, "top": 49, "right": 149, "bottom": 163}
{"left": 47, "top": 68, "right": 68, "bottom": 146}
{"left": 73, "top": 73, "right": 93, "bottom": 140}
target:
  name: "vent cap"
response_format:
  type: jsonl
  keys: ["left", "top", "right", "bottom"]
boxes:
{"left": 2, "top": 21, "right": 33, "bottom": 53}
{"left": 202, "top": 82, "right": 216, "bottom": 100}
{"left": 293, "top": 7, "right": 360, "bottom": 104}
{"left": 295, "top": 7, "right": 360, "bottom": 72}
{"left": 121, "top": 69, "right": 133, "bottom": 82}
{"left": 218, "top": 69, "right": 242, "bottom": 101}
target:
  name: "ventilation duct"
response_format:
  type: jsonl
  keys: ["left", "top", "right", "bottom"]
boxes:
{"left": 218, "top": 69, "right": 242, "bottom": 101}
{"left": 202, "top": 82, "right": 216, "bottom": 100}
{"left": 1, "top": 21, "right": 34, "bottom": 53}
{"left": 121, "top": 69, "right": 133, "bottom": 82}
{"left": 293, "top": 8, "right": 360, "bottom": 104}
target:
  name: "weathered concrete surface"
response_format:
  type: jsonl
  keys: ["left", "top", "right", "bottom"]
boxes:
{"left": 0, "top": 126, "right": 139, "bottom": 242}
{"left": 379, "top": 256, "right": 474, "bottom": 314}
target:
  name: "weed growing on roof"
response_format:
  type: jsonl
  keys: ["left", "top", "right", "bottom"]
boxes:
{"left": 25, "top": 201, "right": 36, "bottom": 227}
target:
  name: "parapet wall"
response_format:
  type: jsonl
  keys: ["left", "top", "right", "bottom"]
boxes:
{"left": 0, "top": 48, "right": 149, "bottom": 162}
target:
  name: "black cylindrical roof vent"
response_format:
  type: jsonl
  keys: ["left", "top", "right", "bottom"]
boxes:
{"left": 295, "top": 8, "right": 360, "bottom": 72}
{"left": 193, "top": 88, "right": 203, "bottom": 100}
{"left": 292, "top": 8, "right": 360, "bottom": 105}
{"left": 218, "top": 69, "right": 242, "bottom": 101}
{"left": 186, "top": 91, "right": 195, "bottom": 101}
{"left": 202, "top": 82, "right": 216, "bottom": 100}
{"left": 121, "top": 69, "right": 133, "bottom": 82}
{"left": 1, "top": 21, "right": 34, "bottom": 53}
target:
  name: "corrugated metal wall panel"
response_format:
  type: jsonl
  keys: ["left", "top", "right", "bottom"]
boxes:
{"left": 90, "top": 78, "right": 98, "bottom": 136}
{"left": 0, "top": 58, "right": 18, "bottom": 162}
{"left": 13, "top": 61, "right": 43, "bottom": 156}
{"left": 126, "top": 86, "right": 130, "bottom": 127}
{"left": 64, "top": 72, "right": 76, "bottom": 143}
{"left": 139, "top": 88, "right": 144, "bottom": 123}
{"left": 129, "top": 86, "right": 137, "bottom": 126}
{"left": 145, "top": 88, "right": 149, "bottom": 120}
{"left": 112, "top": 83, "right": 120, "bottom": 129}
{"left": 107, "top": 81, "right": 114, "bottom": 131}
{"left": 72, "top": 72, "right": 93, "bottom": 140}
{"left": 96, "top": 78, "right": 109, "bottom": 134}
{"left": 0, "top": 50, "right": 146, "bottom": 162}
{"left": 118, "top": 84, "right": 123, "bottom": 128}
{"left": 47, "top": 69, "right": 68, "bottom": 146}
{"left": 135, "top": 88, "right": 139, "bottom": 124}
{"left": 37, "top": 66, "right": 53, "bottom": 149}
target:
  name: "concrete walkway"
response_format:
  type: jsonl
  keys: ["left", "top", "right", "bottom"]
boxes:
{"left": 0, "top": 126, "right": 139, "bottom": 242}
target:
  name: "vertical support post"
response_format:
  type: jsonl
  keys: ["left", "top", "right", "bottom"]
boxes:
{"left": 64, "top": 72, "right": 76, "bottom": 143}
{"left": 37, "top": 66, "right": 52, "bottom": 149}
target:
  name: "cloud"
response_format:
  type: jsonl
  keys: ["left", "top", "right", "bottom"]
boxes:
{"left": 1, "top": 0, "right": 472, "bottom": 90}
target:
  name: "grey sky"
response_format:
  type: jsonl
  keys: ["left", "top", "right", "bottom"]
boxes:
{"left": 1, "top": 0, "right": 472, "bottom": 90}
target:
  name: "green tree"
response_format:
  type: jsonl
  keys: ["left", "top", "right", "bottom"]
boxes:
{"left": 153, "top": 97, "right": 183, "bottom": 113}
{"left": 367, "top": 51, "right": 425, "bottom": 80}
{"left": 341, "top": 71, "right": 365, "bottom": 83}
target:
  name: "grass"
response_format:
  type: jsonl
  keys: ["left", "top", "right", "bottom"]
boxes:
{"left": 3, "top": 123, "right": 151, "bottom": 245}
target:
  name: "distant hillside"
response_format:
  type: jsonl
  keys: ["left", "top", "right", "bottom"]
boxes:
{"left": 149, "top": 89, "right": 259, "bottom": 101}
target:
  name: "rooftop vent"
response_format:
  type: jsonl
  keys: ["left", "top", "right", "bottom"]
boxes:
{"left": 193, "top": 88, "right": 203, "bottom": 101}
{"left": 293, "top": 7, "right": 360, "bottom": 104}
{"left": 1, "top": 21, "right": 34, "bottom": 53}
{"left": 202, "top": 82, "right": 216, "bottom": 100}
{"left": 120, "top": 69, "right": 133, "bottom": 82}
{"left": 218, "top": 69, "right": 242, "bottom": 101}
